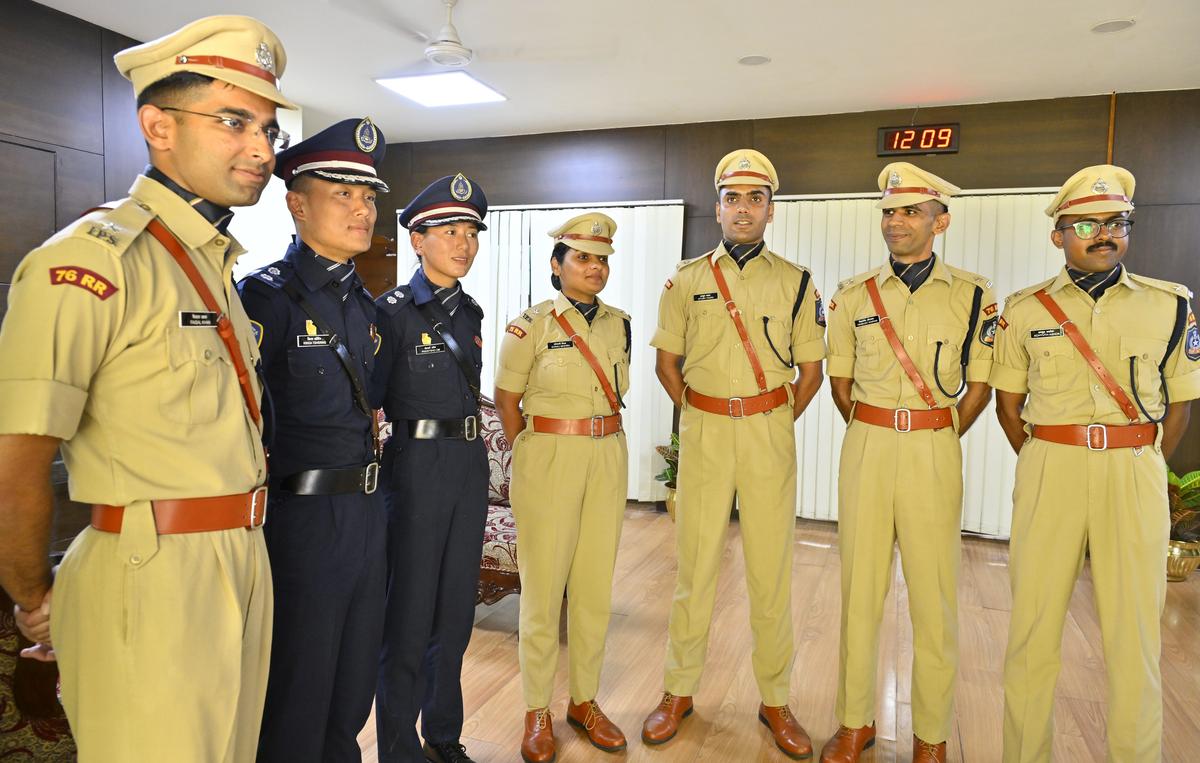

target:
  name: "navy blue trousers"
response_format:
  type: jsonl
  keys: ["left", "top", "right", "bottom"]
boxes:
{"left": 257, "top": 489, "right": 387, "bottom": 763}
{"left": 375, "top": 438, "right": 489, "bottom": 763}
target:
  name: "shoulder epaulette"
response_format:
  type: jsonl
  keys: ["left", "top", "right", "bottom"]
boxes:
{"left": 605, "top": 304, "right": 631, "bottom": 321}
{"left": 1004, "top": 277, "right": 1057, "bottom": 307}
{"left": 837, "top": 271, "right": 876, "bottom": 291}
{"left": 242, "top": 260, "right": 294, "bottom": 290}
{"left": 61, "top": 197, "right": 154, "bottom": 258}
{"left": 677, "top": 253, "right": 712, "bottom": 272}
{"left": 377, "top": 285, "right": 413, "bottom": 315}
{"left": 1129, "top": 273, "right": 1194, "bottom": 300}
{"left": 464, "top": 293, "right": 484, "bottom": 317}
{"left": 946, "top": 265, "right": 993, "bottom": 289}
{"left": 515, "top": 300, "right": 553, "bottom": 324}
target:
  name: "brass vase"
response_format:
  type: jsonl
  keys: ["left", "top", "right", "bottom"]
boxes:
{"left": 1166, "top": 539, "right": 1200, "bottom": 582}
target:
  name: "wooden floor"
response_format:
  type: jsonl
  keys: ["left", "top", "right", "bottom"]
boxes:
{"left": 357, "top": 505, "right": 1200, "bottom": 762}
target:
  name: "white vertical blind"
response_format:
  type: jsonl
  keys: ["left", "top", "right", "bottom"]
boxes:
{"left": 397, "top": 202, "right": 685, "bottom": 502}
{"left": 765, "top": 190, "right": 1061, "bottom": 536}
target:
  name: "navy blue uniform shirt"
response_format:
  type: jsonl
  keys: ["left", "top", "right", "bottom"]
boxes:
{"left": 238, "top": 237, "right": 378, "bottom": 477}
{"left": 371, "top": 268, "right": 484, "bottom": 437}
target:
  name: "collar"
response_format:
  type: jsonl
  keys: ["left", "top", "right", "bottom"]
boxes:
{"left": 284, "top": 237, "right": 360, "bottom": 295}
{"left": 553, "top": 291, "right": 610, "bottom": 321}
{"left": 876, "top": 253, "right": 952, "bottom": 288}
{"left": 144, "top": 165, "right": 234, "bottom": 234}
{"left": 128, "top": 174, "right": 243, "bottom": 261}
{"left": 1048, "top": 264, "right": 1140, "bottom": 295}
{"left": 409, "top": 267, "right": 451, "bottom": 306}
{"left": 711, "top": 240, "right": 777, "bottom": 268}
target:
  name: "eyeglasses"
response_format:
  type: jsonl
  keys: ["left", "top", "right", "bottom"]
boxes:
{"left": 720, "top": 192, "right": 770, "bottom": 208}
{"left": 1055, "top": 219, "right": 1134, "bottom": 239}
{"left": 161, "top": 107, "right": 291, "bottom": 150}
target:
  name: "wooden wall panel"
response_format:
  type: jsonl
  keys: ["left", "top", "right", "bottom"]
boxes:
{"left": 664, "top": 119, "right": 753, "bottom": 218}
{"left": 754, "top": 96, "right": 1110, "bottom": 195}
{"left": 54, "top": 143, "right": 106, "bottom": 230}
{"left": 101, "top": 29, "right": 145, "bottom": 199}
{"left": 0, "top": 138, "right": 57, "bottom": 281}
{"left": 1114, "top": 90, "right": 1200, "bottom": 206}
{"left": 0, "top": 0, "right": 103, "bottom": 155}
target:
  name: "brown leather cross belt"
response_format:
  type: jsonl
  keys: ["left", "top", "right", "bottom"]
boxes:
{"left": 685, "top": 385, "right": 789, "bottom": 418}
{"left": 531, "top": 414, "right": 622, "bottom": 437}
{"left": 853, "top": 401, "right": 953, "bottom": 432}
{"left": 91, "top": 487, "right": 268, "bottom": 534}
{"left": 1032, "top": 423, "right": 1156, "bottom": 450}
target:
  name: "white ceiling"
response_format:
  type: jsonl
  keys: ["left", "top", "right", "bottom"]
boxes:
{"left": 39, "top": 0, "right": 1200, "bottom": 143}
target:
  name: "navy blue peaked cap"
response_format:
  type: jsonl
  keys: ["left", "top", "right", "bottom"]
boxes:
{"left": 398, "top": 173, "right": 488, "bottom": 231}
{"left": 274, "top": 117, "right": 390, "bottom": 192}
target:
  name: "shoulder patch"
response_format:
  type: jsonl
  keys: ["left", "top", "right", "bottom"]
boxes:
{"left": 48, "top": 265, "right": 118, "bottom": 300}
{"left": 249, "top": 319, "right": 264, "bottom": 347}
{"left": 980, "top": 315, "right": 999, "bottom": 347}
{"left": 1185, "top": 312, "right": 1199, "bottom": 361}
{"left": 664, "top": 278, "right": 673, "bottom": 290}
{"left": 63, "top": 198, "right": 153, "bottom": 259}
{"left": 506, "top": 324, "right": 528, "bottom": 339}
{"left": 377, "top": 286, "right": 413, "bottom": 315}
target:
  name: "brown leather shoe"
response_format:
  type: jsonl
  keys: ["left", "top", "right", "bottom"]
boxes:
{"left": 641, "top": 692, "right": 694, "bottom": 745}
{"left": 521, "top": 708, "right": 555, "bottom": 763}
{"left": 913, "top": 735, "right": 947, "bottom": 762}
{"left": 758, "top": 704, "right": 814, "bottom": 760}
{"left": 819, "top": 723, "right": 876, "bottom": 762}
{"left": 566, "top": 699, "right": 627, "bottom": 752}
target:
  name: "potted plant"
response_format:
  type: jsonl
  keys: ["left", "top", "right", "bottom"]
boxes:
{"left": 655, "top": 432, "right": 680, "bottom": 521}
{"left": 1167, "top": 468, "right": 1200, "bottom": 582}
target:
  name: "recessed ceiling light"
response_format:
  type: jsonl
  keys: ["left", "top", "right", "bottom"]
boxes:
{"left": 738, "top": 55, "right": 771, "bottom": 66}
{"left": 375, "top": 72, "right": 506, "bottom": 108}
{"left": 1091, "top": 18, "right": 1136, "bottom": 33}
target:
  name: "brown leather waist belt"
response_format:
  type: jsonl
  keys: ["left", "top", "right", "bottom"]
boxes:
{"left": 91, "top": 488, "right": 268, "bottom": 534}
{"left": 853, "top": 401, "right": 953, "bottom": 432}
{"left": 685, "top": 385, "right": 789, "bottom": 418}
{"left": 531, "top": 414, "right": 623, "bottom": 437}
{"left": 1032, "top": 423, "right": 1157, "bottom": 450}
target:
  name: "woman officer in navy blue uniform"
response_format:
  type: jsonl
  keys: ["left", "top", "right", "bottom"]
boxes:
{"left": 372, "top": 174, "right": 489, "bottom": 763}
{"left": 237, "top": 116, "right": 389, "bottom": 762}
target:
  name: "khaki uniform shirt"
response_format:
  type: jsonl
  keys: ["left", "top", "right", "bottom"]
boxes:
{"left": 650, "top": 244, "right": 826, "bottom": 396}
{"left": 495, "top": 293, "right": 630, "bottom": 418}
{"left": 0, "top": 174, "right": 267, "bottom": 504}
{"left": 827, "top": 258, "right": 996, "bottom": 408}
{"left": 990, "top": 267, "right": 1200, "bottom": 424}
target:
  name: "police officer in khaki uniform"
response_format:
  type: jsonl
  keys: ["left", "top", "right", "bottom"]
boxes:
{"left": 644, "top": 149, "right": 825, "bottom": 759}
{"left": 0, "top": 15, "right": 293, "bottom": 761}
{"left": 495, "top": 212, "right": 631, "bottom": 763}
{"left": 991, "top": 165, "right": 1200, "bottom": 763}
{"left": 822, "top": 163, "right": 995, "bottom": 763}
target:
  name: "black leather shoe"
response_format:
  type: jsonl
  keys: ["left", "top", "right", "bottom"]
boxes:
{"left": 424, "top": 740, "right": 475, "bottom": 763}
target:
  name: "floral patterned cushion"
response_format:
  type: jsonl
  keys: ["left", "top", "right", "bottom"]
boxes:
{"left": 481, "top": 503, "right": 518, "bottom": 574}
{"left": 479, "top": 400, "right": 511, "bottom": 506}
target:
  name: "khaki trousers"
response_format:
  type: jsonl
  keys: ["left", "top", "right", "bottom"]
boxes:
{"left": 510, "top": 429, "right": 628, "bottom": 709}
{"left": 1002, "top": 438, "right": 1168, "bottom": 763}
{"left": 835, "top": 418, "right": 963, "bottom": 743}
{"left": 52, "top": 501, "right": 273, "bottom": 762}
{"left": 664, "top": 402, "right": 798, "bottom": 706}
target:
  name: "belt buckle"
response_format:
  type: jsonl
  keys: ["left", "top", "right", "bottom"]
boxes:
{"left": 894, "top": 408, "right": 912, "bottom": 432}
{"left": 464, "top": 415, "right": 478, "bottom": 441}
{"left": 1087, "top": 423, "right": 1108, "bottom": 450}
{"left": 363, "top": 462, "right": 379, "bottom": 494}
{"left": 590, "top": 415, "right": 606, "bottom": 438}
{"left": 248, "top": 486, "right": 268, "bottom": 528}
{"left": 727, "top": 397, "right": 745, "bottom": 418}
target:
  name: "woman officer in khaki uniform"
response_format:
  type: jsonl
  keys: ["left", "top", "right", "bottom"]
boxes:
{"left": 495, "top": 212, "right": 631, "bottom": 763}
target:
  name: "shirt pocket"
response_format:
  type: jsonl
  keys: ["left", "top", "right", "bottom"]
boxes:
{"left": 1028, "top": 338, "right": 1078, "bottom": 392}
{"left": 406, "top": 345, "right": 453, "bottom": 375}
{"left": 160, "top": 326, "right": 231, "bottom": 425}
{"left": 534, "top": 348, "right": 583, "bottom": 393}
{"left": 1120, "top": 336, "right": 1168, "bottom": 397}
{"left": 927, "top": 325, "right": 963, "bottom": 389}
{"left": 854, "top": 332, "right": 884, "bottom": 376}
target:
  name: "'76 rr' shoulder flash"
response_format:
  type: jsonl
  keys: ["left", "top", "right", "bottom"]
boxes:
{"left": 49, "top": 266, "right": 117, "bottom": 300}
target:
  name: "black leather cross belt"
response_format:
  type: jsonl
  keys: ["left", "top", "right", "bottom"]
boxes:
{"left": 279, "top": 463, "right": 379, "bottom": 495}
{"left": 407, "top": 416, "right": 479, "bottom": 441}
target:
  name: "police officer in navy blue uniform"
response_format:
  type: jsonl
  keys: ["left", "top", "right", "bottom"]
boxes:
{"left": 373, "top": 174, "right": 489, "bottom": 763}
{"left": 237, "top": 116, "right": 390, "bottom": 763}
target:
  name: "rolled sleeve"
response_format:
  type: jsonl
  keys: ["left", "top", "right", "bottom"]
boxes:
{"left": 650, "top": 278, "right": 686, "bottom": 355}
{"left": 495, "top": 317, "right": 536, "bottom": 394}
{"left": 791, "top": 273, "right": 827, "bottom": 363}
{"left": 824, "top": 289, "right": 855, "bottom": 378}
{"left": 0, "top": 379, "right": 88, "bottom": 439}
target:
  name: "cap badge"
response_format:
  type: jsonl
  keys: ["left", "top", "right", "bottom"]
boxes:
{"left": 354, "top": 118, "right": 379, "bottom": 153}
{"left": 737, "top": 157, "right": 752, "bottom": 170}
{"left": 255, "top": 42, "right": 276, "bottom": 75}
{"left": 1092, "top": 178, "right": 1109, "bottom": 193}
{"left": 590, "top": 221, "right": 603, "bottom": 235}
{"left": 888, "top": 171, "right": 902, "bottom": 188}
{"left": 450, "top": 172, "right": 473, "bottom": 201}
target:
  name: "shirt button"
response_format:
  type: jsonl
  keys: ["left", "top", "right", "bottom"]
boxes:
{"left": 907, "top": 335, "right": 914, "bottom": 341}
{"left": 1142, "top": 353, "right": 1149, "bottom": 360}
{"left": 1044, "top": 351, "right": 1050, "bottom": 357}
{"left": 136, "top": 202, "right": 150, "bottom": 211}
{"left": 1094, "top": 307, "right": 1101, "bottom": 314}
{"left": 214, "top": 237, "right": 227, "bottom": 248}
{"left": 129, "top": 555, "right": 142, "bottom": 565}
{"left": 1094, "top": 384, "right": 1101, "bottom": 391}
{"left": 203, "top": 349, "right": 213, "bottom": 360}
{"left": 317, "top": 367, "right": 326, "bottom": 375}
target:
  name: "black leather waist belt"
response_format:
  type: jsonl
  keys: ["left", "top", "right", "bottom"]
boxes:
{"left": 408, "top": 416, "right": 479, "bottom": 441}
{"left": 279, "top": 463, "right": 379, "bottom": 495}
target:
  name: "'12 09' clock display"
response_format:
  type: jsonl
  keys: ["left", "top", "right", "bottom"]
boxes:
{"left": 877, "top": 123, "right": 960, "bottom": 156}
